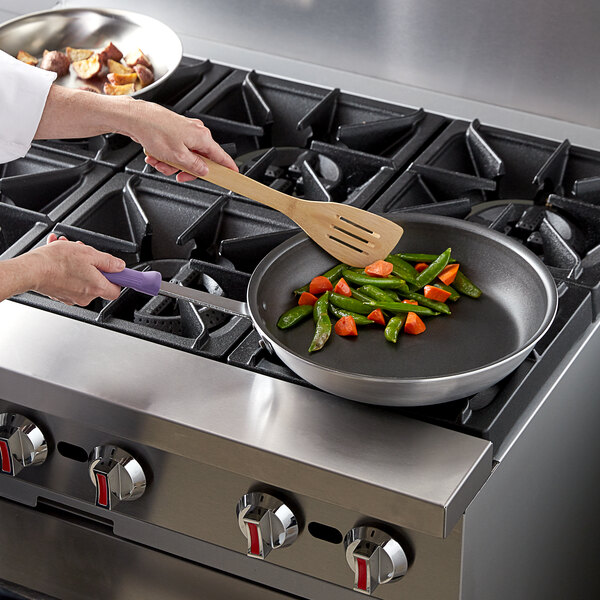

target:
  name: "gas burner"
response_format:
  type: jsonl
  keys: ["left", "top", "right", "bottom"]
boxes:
{"left": 236, "top": 147, "right": 342, "bottom": 201}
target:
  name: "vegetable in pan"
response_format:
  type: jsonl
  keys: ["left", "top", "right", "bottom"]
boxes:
{"left": 277, "top": 249, "right": 483, "bottom": 352}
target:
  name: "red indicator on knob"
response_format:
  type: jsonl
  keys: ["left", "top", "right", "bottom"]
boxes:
{"left": 356, "top": 557, "right": 368, "bottom": 592}
{"left": 247, "top": 522, "right": 261, "bottom": 556}
{"left": 95, "top": 472, "right": 109, "bottom": 508}
{"left": 0, "top": 439, "right": 12, "bottom": 474}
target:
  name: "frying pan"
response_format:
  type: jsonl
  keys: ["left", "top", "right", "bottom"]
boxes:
{"left": 106, "top": 213, "right": 558, "bottom": 407}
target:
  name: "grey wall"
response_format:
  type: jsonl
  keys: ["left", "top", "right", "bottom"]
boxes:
{"left": 3, "top": 0, "right": 600, "bottom": 130}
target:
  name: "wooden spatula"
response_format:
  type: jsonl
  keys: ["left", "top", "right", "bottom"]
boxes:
{"left": 152, "top": 154, "right": 404, "bottom": 267}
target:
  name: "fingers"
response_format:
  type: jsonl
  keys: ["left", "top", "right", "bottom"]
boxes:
{"left": 90, "top": 249, "right": 126, "bottom": 274}
{"left": 145, "top": 155, "right": 179, "bottom": 176}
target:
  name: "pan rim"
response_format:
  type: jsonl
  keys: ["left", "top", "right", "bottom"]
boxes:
{"left": 248, "top": 213, "right": 558, "bottom": 385}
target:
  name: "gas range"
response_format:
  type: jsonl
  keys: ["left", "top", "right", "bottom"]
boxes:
{"left": 0, "top": 56, "right": 599, "bottom": 600}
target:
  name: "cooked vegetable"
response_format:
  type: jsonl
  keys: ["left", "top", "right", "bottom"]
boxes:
{"left": 438, "top": 263, "right": 460, "bottom": 286}
{"left": 124, "top": 48, "right": 151, "bottom": 68}
{"left": 385, "top": 255, "right": 419, "bottom": 285}
{"left": 104, "top": 82, "right": 136, "bottom": 96}
{"left": 329, "top": 304, "right": 375, "bottom": 326}
{"left": 294, "top": 263, "right": 347, "bottom": 296}
{"left": 107, "top": 72, "right": 138, "bottom": 85}
{"left": 342, "top": 269, "right": 408, "bottom": 290}
{"left": 364, "top": 260, "right": 393, "bottom": 277}
{"left": 452, "top": 270, "right": 483, "bottom": 298}
{"left": 404, "top": 312, "right": 426, "bottom": 335}
{"left": 333, "top": 278, "right": 352, "bottom": 297}
{"left": 398, "top": 290, "right": 451, "bottom": 315}
{"left": 384, "top": 314, "right": 407, "bottom": 343}
{"left": 357, "top": 284, "right": 398, "bottom": 303}
{"left": 414, "top": 248, "right": 452, "bottom": 289}
{"left": 17, "top": 50, "right": 38, "bottom": 66}
{"left": 277, "top": 304, "right": 313, "bottom": 329}
{"left": 365, "top": 301, "right": 437, "bottom": 317}
{"left": 98, "top": 42, "right": 123, "bottom": 64}
{"left": 40, "top": 50, "right": 70, "bottom": 76}
{"left": 134, "top": 64, "right": 154, "bottom": 88}
{"left": 108, "top": 59, "right": 134, "bottom": 75}
{"left": 66, "top": 47, "right": 93, "bottom": 63}
{"left": 309, "top": 275, "right": 334, "bottom": 295}
{"left": 72, "top": 54, "right": 101, "bottom": 80}
{"left": 330, "top": 293, "right": 375, "bottom": 315}
{"left": 415, "top": 262, "right": 429, "bottom": 273}
{"left": 309, "top": 293, "right": 332, "bottom": 352}
{"left": 396, "top": 253, "right": 457, "bottom": 264}
{"left": 349, "top": 287, "right": 378, "bottom": 303}
{"left": 298, "top": 292, "right": 318, "bottom": 306}
{"left": 334, "top": 316, "right": 358, "bottom": 337}
{"left": 424, "top": 285, "right": 452, "bottom": 303}
{"left": 367, "top": 309, "right": 386, "bottom": 326}
{"left": 433, "top": 281, "right": 461, "bottom": 302}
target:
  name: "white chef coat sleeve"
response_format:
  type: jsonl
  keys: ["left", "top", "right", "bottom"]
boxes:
{"left": 0, "top": 49, "right": 57, "bottom": 164}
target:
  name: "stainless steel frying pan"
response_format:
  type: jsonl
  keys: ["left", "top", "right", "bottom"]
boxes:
{"left": 105, "top": 214, "right": 558, "bottom": 407}
{"left": 0, "top": 8, "right": 182, "bottom": 99}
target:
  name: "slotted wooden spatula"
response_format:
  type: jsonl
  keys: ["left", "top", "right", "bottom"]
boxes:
{"left": 152, "top": 154, "right": 404, "bottom": 267}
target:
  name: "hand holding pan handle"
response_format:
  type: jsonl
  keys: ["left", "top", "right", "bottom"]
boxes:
{"left": 101, "top": 268, "right": 251, "bottom": 318}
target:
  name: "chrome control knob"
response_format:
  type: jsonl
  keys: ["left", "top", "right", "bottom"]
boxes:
{"left": 88, "top": 445, "right": 146, "bottom": 510}
{"left": 344, "top": 526, "right": 408, "bottom": 595}
{"left": 0, "top": 413, "right": 48, "bottom": 477}
{"left": 236, "top": 492, "right": 299, "bottom": 560}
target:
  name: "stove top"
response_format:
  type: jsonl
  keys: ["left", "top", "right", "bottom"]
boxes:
{"left": 4, "top": 58, "right": 600, "bottom": 449}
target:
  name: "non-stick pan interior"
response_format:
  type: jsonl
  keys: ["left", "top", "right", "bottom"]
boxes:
{"left": 249, "top": 214, "right": 556, "bottom": 381}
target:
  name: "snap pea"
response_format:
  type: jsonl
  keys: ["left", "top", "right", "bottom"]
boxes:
{"left": 414, "top": 248, "right": 451, "bottom": 290}
{"left": 384, "top": 314, "right": 407, "bottom": 343}
{"left": 309, "top": 292, "right": 331, "bottom": 352}
{"left": 330, "top": 292, "right": 374, "bottom": 315}
{"left": 397, "top": 290, "right": 451, "bottom": 315}
{"left": 277, "top": 304, "right": 313, "bottom": 329}
{"left": 329, "top": 304, "right": 375, "bottom": 326}
{"left": 294, "top": 263, "right": 347, "bottom": 295}
{"left": 366, "top": 301, "right": 437, "bottom": 317}
{"left": 342, "top": 269, "right": 409, "bottom": 290}
{"left": 433, "top": 282, "right": 461, "bottom": 302}
{"left": 452, "top": 270, "right": 483, "bottom": 298}
{"left": 394, "top": 253, "right": 457, "bottom": 264}
{"left": 385, "top": 255, "right": 419, "bottom": 285}
{"left": 357, "top": 284, "right": 399, "bottom": 303}
{"left": 349, "top": 287, "right": 376, "bottom": 303}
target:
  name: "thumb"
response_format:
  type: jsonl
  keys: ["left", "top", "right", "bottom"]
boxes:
{"left": 91, "top": 250, "right": 126, "bottom": 273}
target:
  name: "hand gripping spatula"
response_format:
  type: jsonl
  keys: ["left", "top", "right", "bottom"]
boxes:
{"left": 149, "top": 154, "right": 404, "bottom": 268}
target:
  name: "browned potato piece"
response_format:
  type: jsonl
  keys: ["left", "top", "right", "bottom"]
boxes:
{"left": 98, "top": 42, "right": 123, "bottom": 65}
{"left": 40, "top": 50, "right": 70, "bottom": 76}
{"left": 16, "top": 51, "right": 38, "bottom": 66}
{"left": 124, "top": 48, "right": 151, "bottom": 69}
{"left": 133, "top": 64, "right": 154, "bottom": 88}
{"left": 66, "top": 47, "right": 94, "bottom": 63}
{"left": 107, "top": 59, "right": 134, "bottom": 75}
{"left": 107, "top": 72, "right": 138, "bottom": 85}
{"left": 72, "top": 54, "right": 102, "bottom": 80}
{"left": 104, "top": 82, "right": 135, "bottom": 96}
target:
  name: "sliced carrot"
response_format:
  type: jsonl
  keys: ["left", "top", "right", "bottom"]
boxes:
{"left": 309, "top": 275, "right": 333, "bottom": 295}
{"left": 334, "top": 315, "right": 358, "bottom": 337}
{"left": 367, "top": 309, "right": 386, "bottom": 326}
{"left": 364, "top": 260, "right": 394, "bottom": 277}
{"left": 298, "top": 292, "right": 318, "bottom": 306}
{"left": 333, "top": 277, "right": 352, "bottom": 297}
{"left": 404, "top": 312, "right": 426, "bottom": 335}
{"left": 402, "top": 299, "right": 419, "bottom": 305}
{"left": 438, "top": 264, "right": 460, "bottom": 285}
{"left": 414, "top": 262, "right": 429, "bottom": 273}
{"left": 424, "top": 285, "right": 451, "bottom": 303}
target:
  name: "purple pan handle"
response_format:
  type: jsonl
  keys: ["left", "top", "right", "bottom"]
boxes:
{"left": 101, "top": 268, "right": 162, "bottom": 296}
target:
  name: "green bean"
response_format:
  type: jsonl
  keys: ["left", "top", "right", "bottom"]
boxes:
{"left": 452, "top": 270, "right": 483, "bottom": 298}
{"left": 277, "top": 305, "right": 313, "bottom": 329}
{"left": 365, "top": 301, "right": 437, "bottom": 317}
{"left": 397, "top": 290, "right": 451, "bottom": 315}
{"left": 414, "top": 248, "right": 451, "bottom": 290}
{"left": 330, "top": 292, "right": 374, "bottom": 315}
{"left": 433, "top": 282, "right": 461, "bottom": 302}
{"left": 342, "top": 269, "right": 408, "bottom": 290}
{"left": 293, "top": 263, "right": 347, "bottom": 295}
{"left": 329, "top": 304, "right": 375, "bottom": 326}
{"left": 384, "top": 314, "right": 407, "bottom": 343}
{"left": 394, "top": 253, "right": 457, "bottom": 264}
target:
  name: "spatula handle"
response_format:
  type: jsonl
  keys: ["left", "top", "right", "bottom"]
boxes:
{"left": 101, "top": 268, "right": 161, "bottom": 296}
{"left": 146, "top": 151, "right": 297, "bottom": 214}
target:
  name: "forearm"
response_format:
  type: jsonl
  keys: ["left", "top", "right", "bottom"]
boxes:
{"left": 33, "top": 85, "right": 134, "bottom": 140}
{"left": 0, "top": 255, "right": 37, "bottom": 302}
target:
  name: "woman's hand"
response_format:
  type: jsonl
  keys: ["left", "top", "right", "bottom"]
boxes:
{"left": 122, "top": 99, "right": 238, "bottom": 183}
{"left": 20, "top": 234, "right": 125, "bottom": 306}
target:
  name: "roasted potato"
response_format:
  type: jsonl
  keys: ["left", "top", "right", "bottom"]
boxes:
{"left": 66, "top": 47, "right": 94, "bottom": 63}
{"left": 107, "top": 72, "right": 138, "bottom": 85}
{"left": 133, "top": 64, "right": 154, "bottom": 88}
{"left": 98, "top": 42, "right": 123, "bottom": 65}
{"left": 104, "top": 82, "right": 135, "bottom": 96}
{"left": 107, "top": 59, "right": 134, "bottom": 75}
{"left": 40, "top": 50, "right": 70, "bottom": 77}
{"left": 72, "top": 54, "right": 102, "bottom": 80}
{"left": 16, "top": 50, "right": 38, "bottom": 66}
{"left": 124, "top": 48, "right": 151, "bottom": 69}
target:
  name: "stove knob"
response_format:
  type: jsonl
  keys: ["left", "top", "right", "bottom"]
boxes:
{"left": 344, "top": 526, "right": 408, "bottom": 595}
{"left": 236, "top": 492, "right": 299, "bottom": 560}
{"left": 88, "top": 445, "right": 146, "bottom": 510}
{"left": 0, "top": 413, "right": 48, "bottom": 477}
